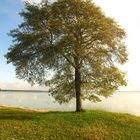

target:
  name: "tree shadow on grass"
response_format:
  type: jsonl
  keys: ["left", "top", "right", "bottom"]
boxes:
{"left": 0, "top": 111, "right": 38, "bottom": 121}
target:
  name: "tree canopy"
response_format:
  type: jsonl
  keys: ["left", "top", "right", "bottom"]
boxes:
{"left": 6, "top": 0, "right": 128, "bottom": 112}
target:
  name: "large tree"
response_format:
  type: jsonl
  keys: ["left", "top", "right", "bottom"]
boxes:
{"left": 6, "top": 0, "right": 128, "bottom": 112}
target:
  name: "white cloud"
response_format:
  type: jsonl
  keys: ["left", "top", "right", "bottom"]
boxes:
{"left": 22, "top": 0, "right": 55, "bottom": 4}
{"left": 23, "top": 0, "right": 42, "bottom": 4}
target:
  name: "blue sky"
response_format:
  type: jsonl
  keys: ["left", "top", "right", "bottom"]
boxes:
{"left": 0, "top": 0, "right": 25, "bottom": 88}
{"left": 1, "top": 0, "right": 140, "bottom": 90}
{"left": 0, "top": 0, "right": 45, "bottom": 90}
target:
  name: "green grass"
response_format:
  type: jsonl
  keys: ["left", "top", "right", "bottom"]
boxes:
{"left": 0, "top": 107, "right": 140, "bottom": 140}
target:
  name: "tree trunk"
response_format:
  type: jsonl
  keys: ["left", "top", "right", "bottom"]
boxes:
{"left": 74, "top": 56, "right": 82, "bottom": 112}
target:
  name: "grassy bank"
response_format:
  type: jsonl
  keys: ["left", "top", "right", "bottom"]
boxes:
{"left": 0, "top": 107, "right": 140, "bottom": 140}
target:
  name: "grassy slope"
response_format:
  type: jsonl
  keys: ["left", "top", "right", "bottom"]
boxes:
{"left": 0, "top": 107, "right": 140, "bottom": 140}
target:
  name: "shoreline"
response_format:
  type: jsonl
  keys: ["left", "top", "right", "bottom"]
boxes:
{"left": 0, "top": 105, "right": 49, "bottom": 112}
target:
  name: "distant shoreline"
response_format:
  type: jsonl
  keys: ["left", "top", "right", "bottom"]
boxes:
{"left": 0, "top": 89, "right": 47, "bottom": 93}
{"left": 1, "top": 89, "right": 140, "bottom": 93}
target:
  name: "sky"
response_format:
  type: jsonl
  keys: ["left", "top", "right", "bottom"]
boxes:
{"left": 0, "top": 0, "right": 140, "bottom": 90}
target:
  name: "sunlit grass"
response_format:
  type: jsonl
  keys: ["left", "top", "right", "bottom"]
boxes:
{"left": 0, "top": 107, "right": 140, "bottom": 140}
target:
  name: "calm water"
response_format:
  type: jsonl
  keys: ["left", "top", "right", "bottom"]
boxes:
{"left": 0, "top": 91, "right": 140, "bottom": 116}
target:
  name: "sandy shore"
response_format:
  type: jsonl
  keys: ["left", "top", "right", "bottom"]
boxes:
{"left": 0, "top": 105, "right": 49, "bottom": 112}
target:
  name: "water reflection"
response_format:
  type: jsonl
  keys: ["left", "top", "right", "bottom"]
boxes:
{"left": 0, "top": 91, "right": 140, "bottom": 116}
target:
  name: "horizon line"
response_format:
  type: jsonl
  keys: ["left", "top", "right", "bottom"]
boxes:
{"left": 1, "top": 89, "right": 140, "bottom": 92}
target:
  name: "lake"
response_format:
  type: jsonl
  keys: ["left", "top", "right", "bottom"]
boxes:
{"left": 0, "top": 91, "right": 140, "bottom": 116}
